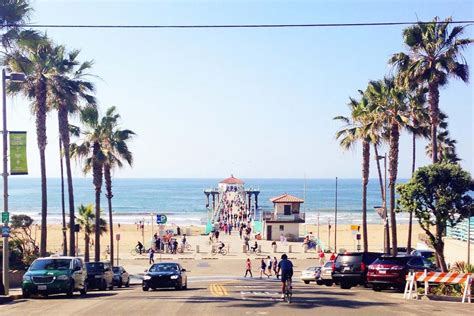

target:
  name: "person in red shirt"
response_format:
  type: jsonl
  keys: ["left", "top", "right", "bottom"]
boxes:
{"left": 244, "top": 258, "right": 253, "bottom": 278}
{"left": 330, "top": 252, "right": 337, "bottom": 261}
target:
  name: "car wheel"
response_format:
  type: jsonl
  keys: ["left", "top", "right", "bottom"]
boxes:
{"left": 373, "top": 285, "right": 382, "bottom": 292}
{"left": 108, "top": 282, "right": 114, "bottom": 291}
{"left": 316, "top": 280, "right": 323, "bottom": 285}
{"left": 22, "top": 289, "right": 30, "bottom": 299}
{"left": 340, "top": 283, "right": 352, "bottom": 290}
{"left": 118, "top": 280, "right": 123, "bottom": 288}
{"left": 304, "top": 280, "right": 310, "bottom": 284}
{"left": 325, "top": 281, "right": 333, "bottom": 287}
{"left": 125, "top": 279, "right": 130, "bottom": 288}
{"left": 183, "top": 281, "right": 187, "bottom": 290}
{"left": 175, "top": 282, "right": 183, "bottom": 290}
{"left": 99, "top": 280, "right": 107, "bottom": 291}
{"left": 80, "top": 283, "right": 87, "bottom": 297}
{"left": 142, "top": 286, "right": 149, "bottom": 291}
{"left": 66, "top": 282, "right": 74, "bottom": 297}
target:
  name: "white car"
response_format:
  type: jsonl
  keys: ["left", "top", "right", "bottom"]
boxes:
{"left": 300, "top": 266, "right": 321, "bottom": 284}
{"left": 316, "top": 261, "right": 334, "bottom": 286}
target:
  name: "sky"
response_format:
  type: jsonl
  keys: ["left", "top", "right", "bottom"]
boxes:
{"left": 3, "top": 0, "right": 474, "bottom": 179}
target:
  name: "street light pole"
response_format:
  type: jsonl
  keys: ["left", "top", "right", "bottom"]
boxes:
{"left": 334, "top": 177, "right": 338, "bottom": 252}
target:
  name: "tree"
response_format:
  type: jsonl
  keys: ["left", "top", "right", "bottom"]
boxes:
{"left": 397, "top": 163, "right": 473, "bottom": 271}
{"left": 365, "top": 77, "right": 408, "bottom": 256}
{"left": 76, "top": 204, "right": 107, "bottom": 263}
{"left": 390, "top": 17, "right": 473, "bottom": 163}
{"left": 101, "top": 106, "right": 135, "bottom": 266}
{"left": 10, "top": 214, "right": 37, "bottom": 264}
{"left": 334, "top": 95, "right": 372, "bottom": 252}
{"left": 71, "top": 106, "right": 106, "bottom": 262}
{"left": 0, "top": 0, "right": 39, "bottom": 50}
{"left": 425, "top": 129, "right": 460, "bottom": 164}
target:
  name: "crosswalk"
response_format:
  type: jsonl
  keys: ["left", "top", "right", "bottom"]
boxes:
{"left": 209, "top": 281, "right": 284, "bottom": 301}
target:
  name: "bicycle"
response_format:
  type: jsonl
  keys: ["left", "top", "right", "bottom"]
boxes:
{"left": 211, "top": 247, "right": 228, "bottom": 256}
{"left": 284, "top": 278, "right": 292, "bottom": 304}
{"left": 130, "top": 247, "right": 147, "bottom": 256}
{"left": 247, "top": 247, "right": 261, "bottom": 255}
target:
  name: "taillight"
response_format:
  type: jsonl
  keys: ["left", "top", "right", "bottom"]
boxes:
{"left": 332, "top": 263, "right": 336, "bottom": 272}
{"left": 368, "top": 265, "right": 375, "bottom": 270}
{"left": 361, "top": 262, "right": 366, "bottom": 271}
{"left": 390, "top": 265, "right": 404, "bottom": 271}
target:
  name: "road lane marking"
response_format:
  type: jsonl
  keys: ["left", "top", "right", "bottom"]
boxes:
{"left": 210, "top": 283, "right": 228, "bottom": 296}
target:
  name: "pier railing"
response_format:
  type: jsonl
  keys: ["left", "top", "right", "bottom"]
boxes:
{"left": 262, "top": 211, "right": 305, "bottom": 222}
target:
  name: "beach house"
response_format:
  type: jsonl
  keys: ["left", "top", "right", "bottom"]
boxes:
{"left": 262, "top": 193, "right": 305, "bottom": 241}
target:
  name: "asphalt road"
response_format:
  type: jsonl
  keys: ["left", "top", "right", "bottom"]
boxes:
{"left": 1, "top": 277, "right": 472, "bottom": 315}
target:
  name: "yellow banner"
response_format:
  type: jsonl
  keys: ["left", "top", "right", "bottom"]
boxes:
{"left": 9, "top": 132, "right": 28, "bottom": 175}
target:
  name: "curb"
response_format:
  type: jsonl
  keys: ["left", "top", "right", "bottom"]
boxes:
{"left": 0, "top": 293, "right": 22, "bottom": 304}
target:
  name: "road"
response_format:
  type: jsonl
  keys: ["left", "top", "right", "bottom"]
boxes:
{"left": 1, "top": 277, "right": 472, "bottom": 315}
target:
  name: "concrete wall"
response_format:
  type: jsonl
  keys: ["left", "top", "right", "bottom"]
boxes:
{"left": 264, "top": 222, "right": 300, "bottom": 241}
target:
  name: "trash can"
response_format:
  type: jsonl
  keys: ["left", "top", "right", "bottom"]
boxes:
{"left": 288, "top": 245, "right": 293, "bottom": 253}
{"left": 272, "top": 244, "right": 277, "bottom": 253}
{"left": 195, "top": 245, "right": 200, "bottom": 253}
{"left": 303, "top": 245, "right": 308, "bottom": 253}
{"left": 258, "top": 245, "right": 262, "bottom": 253}
{"left": 242, "top": 245, "right": 247, "bottom": 253}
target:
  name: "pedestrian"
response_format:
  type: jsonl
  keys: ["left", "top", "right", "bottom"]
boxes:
{"left": 215, "top": 230, "right": 220, "bottom": 241}
{"left": 177, "top": 226, "right": 181, "bottom": 236}
{"left": 330, "top": 252, "right": 336, "bottom": 262}
{"left": 149, "top": 248, "right": 155, "bottom": 264}
{"left": 228, "top": 224, "right": 232, "bottom": 235}
{"left": 239, "top": 227, "right": 243, "bottom": 239}
{"left": 319, "top": 249, "right": 326, "bottom": 266}
{"left": 267, "top": 256, "right": 272, "bottom": 277}
{"left": 273, "top": 257, "right": 279, "bottom": 278}
{"left": 260, "top": 259, "right": 268, "bottom": 279}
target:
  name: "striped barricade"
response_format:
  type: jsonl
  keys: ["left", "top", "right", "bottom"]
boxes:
{"left": 404, "top": 270, "right": 473, "bottom": 303}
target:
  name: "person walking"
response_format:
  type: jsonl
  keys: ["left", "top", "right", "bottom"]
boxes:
{"left": 272, "top": 257, "right": 279, "bottom": 278}
{"left": 244, "top": 258, "right": 253, "bottom": 277}
{"left": 329, "top": 252, "right": 336, "bottom": 262}
{"left": 260, "top": 259, "right": 268, "bottom": 279}
{"left": 267, "top": 256, "right": 272, "bottom": 277}
{"left": 149, "top": 248, "right": 155, "bottom": 264}
{"left": 319, "top": 249, "right": 326, "bottom": 266}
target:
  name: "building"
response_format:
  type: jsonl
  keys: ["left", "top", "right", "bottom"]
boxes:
{"left": 262, "top": 193, "right": 305, "bottom": 241}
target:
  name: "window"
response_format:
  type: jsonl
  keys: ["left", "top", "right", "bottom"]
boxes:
{"left": 279, "top": 225, "right": 284, "bottom": 231}
{"left": 283, "top": 205, "right": 291, "bottom": 215}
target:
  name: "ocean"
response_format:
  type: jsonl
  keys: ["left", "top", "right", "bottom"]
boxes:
{"left": 4, "top": 178, "right": 409, "bottom": 226}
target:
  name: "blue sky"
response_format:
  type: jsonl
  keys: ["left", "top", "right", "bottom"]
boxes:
{"left": 5, "top": 0, "right": 474, "bottom": 178}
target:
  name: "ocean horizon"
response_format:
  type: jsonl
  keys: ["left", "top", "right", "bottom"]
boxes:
{"left": 3, "top": 177, "right": 409, "bottom": 226}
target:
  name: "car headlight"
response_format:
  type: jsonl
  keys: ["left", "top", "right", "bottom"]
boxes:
{"left": 143, "top": 275, "right": 151, "bottom": 280}
{"left": 56, "top": 275, "right": 69, "bottom": 281}
{"left": 170, "top": 275, "right": 179, "bottom": 280}
{"left": 22, "top": 275, "right": 32, "bottom": 281}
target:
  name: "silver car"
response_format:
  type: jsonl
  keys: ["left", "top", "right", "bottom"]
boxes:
{"left": 300, "top": 266, "right": 321, "bottom": 284}
{"left": 317, "top": 261, "right": 334, "bottom": 286}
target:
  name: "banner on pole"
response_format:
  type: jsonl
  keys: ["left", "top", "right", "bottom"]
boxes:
{"left": 9, "top": 131, "right": 28, "bottom": 175}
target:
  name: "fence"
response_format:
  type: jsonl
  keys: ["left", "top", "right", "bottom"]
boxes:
{"left": 447, "top": 216, "right": 474, "bottom": 243}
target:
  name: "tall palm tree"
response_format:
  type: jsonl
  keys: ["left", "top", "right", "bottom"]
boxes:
{"left": 365, "top": 77, "right": 408, "bottom": 256}
{"left": 71, "top": 106, "right": 106, "bottom": 262}
{"left": 5, "top": 36, "right": 58, "bottom": 256}
{"left": 101, "top": 106, "right": 135, "bottom": 266}
{"left": 76, "top": 204, "right": 107, "bottom": 263}
{"left": 334, "top": 95, "right": 372, "bottom": 252}
{"left": 59, "top": 138, "right": 67, "bottom": 256}
{"left": 425, "top": 129, "right": 460, "bottom": 164}
{"left": 390, "top": 17, "right": 473, "bottom": 163}
{"left": 0, "top": 0, "right": 38, "bottom": 50}
{"left": 49, "top": 46, "right": 96, "bottom": 257}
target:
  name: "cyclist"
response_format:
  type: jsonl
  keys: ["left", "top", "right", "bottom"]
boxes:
{"left": 277, "top": 254, "right": 293, "bottom": 299}
{"left": 218, "top": 241, "right": 225, "bottom": 253}
{"left": 136, "top": 241, "right": 144, "bottom": 254}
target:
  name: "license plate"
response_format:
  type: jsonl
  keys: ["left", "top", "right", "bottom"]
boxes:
{"left": 95, "top": 275, "right": 102, "bottom": 278}
{"left": 379, "top": 270, "right": 386, "bottom": 274}
{"left": 343, "top": 267, "right": 350, "bottom": 272}
{"left": 37, "top": 285, "right": 47, "bottom": 290}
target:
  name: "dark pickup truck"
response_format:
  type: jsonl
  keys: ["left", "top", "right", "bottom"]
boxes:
{"left": 332, "top": 252, "right": 383, "bottom": 289}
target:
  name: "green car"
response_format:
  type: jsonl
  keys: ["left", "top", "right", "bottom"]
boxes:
{"left": 22, "top": 256, "right": 87, "bottom": 298}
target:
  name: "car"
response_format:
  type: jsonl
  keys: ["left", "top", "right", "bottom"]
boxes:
{"left": 21, "top": 256, "right": 87, "bottom": 298}
{"left": 85, "top": 262, "right": 114, "bottom": 291}
{"left": 317, "top": 261, "right": 334, "bottom": 286}
{"left": 300, "top": 266, "right": 321, "bottom": 284}
{"left": 113, "top": 266, "right": 130, "bottom": 288}
{"left": 411, "top": 249, "right": 436, "bottom": 262}
{"left": 142, "top": 262, "right": 188, "bottom": 291}
{"left": 367, "top": 255, "right": 436, "bottom": 292}
{"left": 332, "top": 252, "right": 383, "bottom": 289}
{"left": 390, "top": 247, "right": 409, "bottom": 255}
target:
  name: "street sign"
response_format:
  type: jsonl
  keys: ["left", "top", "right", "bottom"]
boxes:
{"left": 156, "top": 214, "right": 167, "bottom": 224}
{"left": 116, "top": 234, "right": 121, "bottom": 241}
{"left": 1, "top": 212, "right": 9, "bottom": 223}
{"left": 2, "top": 226, "right": 10, "bottom": 237}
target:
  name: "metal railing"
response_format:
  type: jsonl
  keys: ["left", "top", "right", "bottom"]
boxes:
{"left": 262, "top": 211, "right": 305, "bottom": 222}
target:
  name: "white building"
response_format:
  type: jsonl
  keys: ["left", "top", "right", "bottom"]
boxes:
{"left": 262, "top": 194, "right": 305, "bottom": 241}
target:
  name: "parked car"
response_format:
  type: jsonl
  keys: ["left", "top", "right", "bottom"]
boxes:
{"left": 113, "top": 266, "right": 130, "bottom": 288}
{"left": 85, "top": 262, "right": 114, "bottom": 291}
{"left": 389, "top": 247, "right": 409, "bottom": 255}
{"left": 332, "top": 252, "right": 383, "bottom": 289}
{"left": 367, "top": 255, "right": 436, "bottom": 292}
{"left": 142, "top": 262, "right": 188, "bottom": 291}
{"left": 411, "top": 249, "right": 436, "bottom": 262}
{"left": 317, "top": 261, "right": 334, "bottom": 286}
{"left": 21, "top": 256, "right": 87, "bottom": 298}
{"left": 300, "top": 266, "right": 321, "bottom": 284}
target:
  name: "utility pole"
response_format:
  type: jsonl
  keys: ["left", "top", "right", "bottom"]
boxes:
{"left": 334, "top": 177, "right": 338, "bottom": 252}
{"left": 468, "top": 214, "right": 471, "bottom": 265}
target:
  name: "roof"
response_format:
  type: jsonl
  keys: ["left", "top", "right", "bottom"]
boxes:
{"left": 270, "top": 193, "right": 304, "bottom": 203}
{"left": 219, "top": 174, "right": 244, "bottom": 185}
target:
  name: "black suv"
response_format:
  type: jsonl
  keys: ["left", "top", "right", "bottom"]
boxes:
{"left": 85, "top": 262, "right": 114, "bottom": 291}
{"left": 332, "top": 252, "right": 383, "bottom": 289}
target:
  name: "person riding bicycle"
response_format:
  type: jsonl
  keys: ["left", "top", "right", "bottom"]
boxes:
{"left": 250, "top": 241, "right": 258, "bottom": 253}
{"left": 277, "top": 253, "right": 294, "bottom": 299}
{"left": 218, "top": 241, "right": 225, "bottom": 252}
{"left": 136, "top": 241, "right": 144, "bottom": 254}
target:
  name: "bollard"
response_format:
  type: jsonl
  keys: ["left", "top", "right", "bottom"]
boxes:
{"left": 195, "top": 245, "right": 200, "bottom": 253}
{"left": 258, "top": 245, "right": 262, "bottom": 253}
{"left": 242, "top": 245, "right": 247, "bottom": 254}
{"left": 288, "top": 245, "right": 293, "bottom": 253}
{"left": 304, "top": 245, "right": 308, "bottom": 253}
{"left": 273, "top": 244, "right": 277, "bottom": 253}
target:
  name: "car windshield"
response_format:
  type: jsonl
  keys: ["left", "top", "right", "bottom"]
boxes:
{"left": 306, "top": 267, "right": 317, "bottom": 271}
{"left": 336, "top": 254, "right": 362, "bottom": 263}
{"left": 112, "top": 267, "right": 120, "bottom": 273}
{"left": 86, "top": 263, "right": 105, "bottom": 272}
{"left": 373, "top": 257, "right": 410, "bottom": 265}
{"left": 30, "top": 259, "right": 71, "bottom": 271}
{"left": 149, "top": 263, "right": 179, "bottom": 272}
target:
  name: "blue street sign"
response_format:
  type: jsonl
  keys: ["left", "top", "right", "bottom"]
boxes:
{"left": 2, "top": 226, "right": 10, "bottom": 237}
{"left": 156, "top": 214, "right": 167, "bottom": 224}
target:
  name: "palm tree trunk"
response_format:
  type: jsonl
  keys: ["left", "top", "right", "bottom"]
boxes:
{"left": 93, "top": 142, "right": 103, "bottom": 262}
{"left": 428, "top": 82, "right": 440, "bottom": 163}
{"left": 361, "top": 140, "right": 369, "bottom": 252}
{"left": 104, "top": 165, "right": 114, "bottom": 266}
{"left": 389, "top": 122, "right": 399, "bottom": 256}
{"left": 374, "top": 144, "right": 389, "bottom": 253}
{"left": 59, "top": 138, "right": 67, "bottom": 256}
{"left": 36, "top": 78, "right": 48, "bottom": 257}
{"left": 407, "top": 132, "right": 416, "bottom": 253}
{"left": 58, "top": 106, "right": 76, "bottom": 256}
{"left": 84, "top": 232, "right": 90, "bottom": 263}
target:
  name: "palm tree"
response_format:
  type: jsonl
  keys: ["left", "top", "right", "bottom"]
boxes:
{"left": 5, "top": 36, "right": 57, "bottom": 256}
{"left": 426, "top": 129, "right": 460, "bottom": 164}
{"left": 59, "top": 138, "right": 67, "bottom": 256}
{"left": 0, "top": 0, "right": 38, "bottom": 50}
{"left": 71, "top": 106, "right": 106, "bottom": 262}
{"left": 390, "top": 17, "right": 473, "bottom": 163}
{"left": 334, "top": 95, "right": 372, "bottom": 252}
{"left": 76, "top": 204, "right": 107, "bottom": 263}
{"left": 48, "top": 46, "right": 96, "bottom": 257}
{"left": 365, "top": 77, "right": 408, "bottom": 256}
{"left": 101, "top": 106, "right": 135, "bottom": 266}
